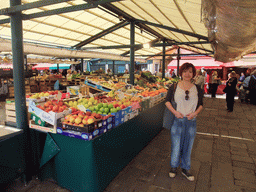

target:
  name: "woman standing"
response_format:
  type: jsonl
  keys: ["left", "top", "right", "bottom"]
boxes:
{"left": 211, "top": 71, "right": 220, "bottom": 98}
{"left": 165, "top": 63, "right": 204, "bottom": 181}
{"left": 225, "top": 71, "right": 238, "bottom": 112}
{"left": 195, "top": 70, "right": 205, "bottom": 90}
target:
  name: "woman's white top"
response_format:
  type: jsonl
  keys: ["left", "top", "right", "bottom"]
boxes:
{"left": 174, "top": 84, "right": 198, "bottom": 117}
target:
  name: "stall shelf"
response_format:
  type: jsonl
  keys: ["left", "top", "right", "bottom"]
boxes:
{"left": 30, "top": 101, "right": 165, "bottom": 192}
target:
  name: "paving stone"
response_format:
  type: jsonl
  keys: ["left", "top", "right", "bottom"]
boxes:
{"left": 144, "top": 185, "right": 169, "bottom": 192}
{"left": 213, "top": 139, "right": 230, "bottom": 151}
{"left": 229, "top": 130, "right": 242, "bottom": 138}
{"left": 231, "top": 155, "right": 254, "bottom": 163}
{"left": 246, "top": 142, "right": 256, "bottom": 154}
{"left": 231, "top": 149, "right": 249, "bottom": 157}
{"left": 233, "top": 161, "right": 256, "bottom": 170}
{"left": 230, "top": 142, "right": 247, "bottom": 149}
{"left": 194, "top": 151, "right": 212, "bottom": 162}
{"left": 194, "top": 162, "right": 211, "bottom": 192}
{"left": 211, "top": 162, "right": 236, "bottom": 191}
{"left": 195, "top": 139, "right": 213, "bottom": 153}
{"left": 212, "top": 149, "right": 231, "bottom": 163}
{"left": 235, "top": 180, "right": 256, "bottom": 190}
{"left": 233, "top": 167, "right": 256, "bottom": 183}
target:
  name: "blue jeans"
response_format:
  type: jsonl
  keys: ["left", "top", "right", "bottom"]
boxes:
{"left": 170, "top": 117, "right": 197, "bottom": 170}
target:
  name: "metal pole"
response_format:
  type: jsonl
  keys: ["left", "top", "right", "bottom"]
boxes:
{"left": 81, "top": 58, "right": 83, "bottom": 72}
{"left": 112, "top": 60, "right": 115, "bottom": 75}
{"left": 10, "top": 0, "right": 31, "bottom": 183}
{"left": 177, "top": 47, "right": 180, "bottom": 77}
{"left": 130, "top": 20, "right": 135, "bottom": 85}
{"left": 24, "top": 55, "right": 27, "bottom": 71}
{"left": 162, "top": 39, "right": 166, "bottom": 79}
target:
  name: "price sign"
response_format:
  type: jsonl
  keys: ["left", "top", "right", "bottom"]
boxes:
{"left": 57, "top": 91, "right": 62, "bottom": 101}
{"left": 77, "top": 105, "right": 87, "bottom": 112}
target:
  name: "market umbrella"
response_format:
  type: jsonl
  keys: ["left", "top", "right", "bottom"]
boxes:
{"left": 168, "top": 59, "right": 222, "bottom": 69}
{"left": 32, "top": 63, "right": 53, "bottom": 70}
{"left": 49, "top": 64, "right": 71, "bottom": 70}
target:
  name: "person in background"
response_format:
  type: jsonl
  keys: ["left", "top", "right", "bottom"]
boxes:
{"left": 156, "top": 69, "right": 162, "bottom": 78}
{"left": 239, "top": 72, "right": 245, "bottom": 82}
{"left": 107, "top": 68, "right": 113, "bottom": 75}
{"left": 165, "top": 69, "right": 170, "bottom": 79}
{"left": 124, "top": 69, "right": 129, "bottom": 74}
{"left": 211, "top": 71, "right": 221, "bottom": 98}
{"left": 165, "top": 62, "right": 203, "bottom": 181}
{"left": 225, "top": 71, "right": 238, "bottom": 112}
{"left": 66, "top": 69, "right": 72, "bottom": 81}
{"left": 248, "top": 70, "right": 256, "bottom": 105}
{"left": 172, "top": 70, "right": 177, "bottom": 78}
{"left": 195, "top": 70, "right": 205, "bottom": 90}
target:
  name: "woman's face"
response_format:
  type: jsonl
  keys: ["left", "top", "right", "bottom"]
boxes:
{"left": 182, "top": 67, "right": 193, "bottom": 81}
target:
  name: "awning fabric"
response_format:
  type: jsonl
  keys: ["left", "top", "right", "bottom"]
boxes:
{"left": 0, "top": 64, "right": 13, "bottom": 69}
{"left": 168, "top": 59, "right": 222, "bottom": 70}
{"left": 49, "top": 64, "right": 71, "bottom": 70}
{"left": 32, "top": 63, "right": 53, "bottom": 70}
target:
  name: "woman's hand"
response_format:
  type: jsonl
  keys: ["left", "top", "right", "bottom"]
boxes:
{"left": 174, "top": 111, "right": 184, "bottom": 118}
{"left": 186, "top": 112, "right": 197, "bottom": 120}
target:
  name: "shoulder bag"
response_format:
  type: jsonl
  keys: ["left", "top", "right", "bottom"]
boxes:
{"left": 163, "top": 83, "right": 177, "bottom": 130}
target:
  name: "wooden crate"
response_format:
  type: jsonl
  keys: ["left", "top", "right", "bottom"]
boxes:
{"left": 5, "top": 102, "right": 29, "bottom": 124}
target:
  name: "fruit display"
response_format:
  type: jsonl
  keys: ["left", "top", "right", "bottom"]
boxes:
{"left": 36, "top": 100, "right": 69, "bottom": 113}
{"left": 141, "top": 71, "right": 157, "bottom": 83}
{"left": 137, "top": 88, "right": 167, "bottom": 97}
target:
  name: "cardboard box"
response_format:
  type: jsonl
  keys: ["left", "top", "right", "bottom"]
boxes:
{"left": 28, "top": 101, "right": 71, "bottom": 126}
{"left": 56, "top": 118, "right": 103, "bottom": 141}
{"left": 29, "top": 120, "right": 56, "bottom": 133}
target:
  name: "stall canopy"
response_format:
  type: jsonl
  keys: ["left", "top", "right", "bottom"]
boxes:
{"left": 0, "top": 64, "right": 13, "bottom": 69}
{"left": 168, "top": 59, "right": 222, "bottom": 70}
{"left": 49, "top": 64, "right": 71, "bottom": 70}
{"left": 32, "top": 63, "right": 53, "bottom": 70}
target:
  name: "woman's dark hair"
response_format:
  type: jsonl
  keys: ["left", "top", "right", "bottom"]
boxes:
{"left": 179, "top": 62, "right": 196, "bottom": 78}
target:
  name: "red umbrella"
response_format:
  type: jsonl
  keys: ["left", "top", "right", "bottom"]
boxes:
{"left": 32, "top": 63, "right": 53, "bottom": 70}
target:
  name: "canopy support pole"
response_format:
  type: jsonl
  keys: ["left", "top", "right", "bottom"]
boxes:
{"left": 81, "top": 58, "right": 83, "bottom": 73}
{"left": 130, "top": 20, "right": 135, "bottom": 85}
{"left": 10, "top": 0, "right": 31, "bottom": 183}
{"left": 162, "top": 39, "right": 166, "bottom": 79}
{"left": 112, "top": 60, "right": 115, "bottom": 75}
{"left": 177, "top": 47, "right": 180, "bottom": 77}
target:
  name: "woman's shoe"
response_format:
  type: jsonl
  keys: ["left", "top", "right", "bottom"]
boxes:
{"left": 169, "top": 167, "right": 177, "bottom": 178}
{"left": 227, "top": 110, "right": 233, "bottom": 112}
{"left": 181, "top": 169, "right": 195, "bottom": 181}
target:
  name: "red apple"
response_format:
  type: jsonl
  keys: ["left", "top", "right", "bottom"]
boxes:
{"left": 75, "top": 117, "right": 82, "bottom": 124}
{"left": 82, "top": 118, "right": 88, "bottom": 125}
{"left": 69, "top": 115, "right": 75, "bottom": 123}
{"left": 58, "top": 101, "right": 63, "bottom": 106}
{"left": 91, "top": 112, "right": 97, "bottom": 117}
{"left": 87, "top": 118, "right": 94, "bottom": 124}
{"left": 78, "top": 111, "right": 85, "bottom": 118}
{"left": 85, "top": 111, "right": 91, "bottom": 116}
{"left": 49, "top": 105, "right": 54, "bottom": 110}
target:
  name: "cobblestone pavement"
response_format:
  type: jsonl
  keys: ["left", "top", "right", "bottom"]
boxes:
{"left": 3, "top": 97, "right": 256, "bottom": 191}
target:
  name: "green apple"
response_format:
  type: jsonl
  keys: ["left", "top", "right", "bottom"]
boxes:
{"left": 89, "top": 97, "right": 95, "bottom": 103}
{"left": 103, "top": 112, "right": 107, "bottom": 115}
{"left": 103, "top": 103, "right": 108, "bottom": 108}
{"left": 100, "top": 107, "right": 104, "bottom": 113}
{"left": 104, "top": 108, "right": 109, "bottom": 113}
{"left": 89, "top": 106, "right": 94, "bottom": 111}
{"left": 116, "top": 107, "right": 121, "bottom": 111}
{"left": 98, "top": 103, "right": 103, "bottom": 108}
{"left": 88, "top": 101, "right": 92, "bottom": 106}
{"left": 94, "top": 106, "right": 99, "bottom": 111}
{"left": 111, "top": 108, "right": 117, "bottom": 113}
{"left": 108, "top": 104, "right": 114, "bottom": 109}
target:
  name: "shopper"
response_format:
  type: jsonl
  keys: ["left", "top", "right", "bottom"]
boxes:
{"left": 156, "top": 69, "right": 162, "bottom": 78}
{"left": 195, "top": 70, "right": 205, "bottom": 90}
{"left": 248, "top": 70, "right": 256, "bottom": 105}
{"left": 211, "top": 71, "right": 220, "bottom": 98}
{"left": 239, "top": 72, "right": 245, "bottom": 82}
{"left": 225, "top": 71, "right": 238, "bottom": 112}
{"left": 165, "top": 62, "right": 203, "bottom": 181}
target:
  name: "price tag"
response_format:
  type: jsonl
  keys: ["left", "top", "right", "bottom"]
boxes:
{"left": 78, "top": 92, "right": 83, "bottom": 98}
{"left": 89, "top": 92, "right": 94, "bottom": 98}
{"left": 77, "top": 105, "right": 87, "bottom": 112}
{"left": 118, "top": 91, "right": 125, "bottom": 100}
{"left": 57, "top": 91, "right": 62, "bottom": 101}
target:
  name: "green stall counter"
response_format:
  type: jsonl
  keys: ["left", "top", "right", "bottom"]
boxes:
{"left": 36, "top": 101, "right": 165, "bottom": 192}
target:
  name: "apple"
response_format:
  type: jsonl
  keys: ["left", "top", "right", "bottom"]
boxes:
{"left": 100, "top": 107, "right": 104, "bottom": 113}
{"left": 82, "top": 118, "right": 88, "bottom": 125}
{"left": 91, "top": 112, "right": 97, "bottom": 117}
{"left": 75, "top": 117, "right": 82, "bottom": 124}
{"left": 58, "top": 101, "right": 63, "bottom": 106}
{"left": 103, "top": 103, "right": 108, "bottom": 108}
{"left": 78, "top": 111, "right": 85, "bottom": 118}
{"left": 114, "top": 104, "right": 119, "bottom": 108}
{"left": 58, "top": 107, "right": 64, "bottom": 113}
{"left": 94, "top": 106, "right": 99, "bottom": 111}
{"left": 89, "top": 106, "right": 94, "bottom": 111}
{"left": 98, "top": 103, "right": 103, "bottom": 108}
{"left": 87, "top": 118, "right": 94, "bottom": 124}
{"left": 88, "top": 116, "right": 94, "bottom": 119}
{"left": 104, "top": 108, "right": 109, "bottom": 113}
{"left": 111, "top": 108, "right": 117, "bottom": 113}
{"left": 26, "top": 95, "right": 30, "bottom": 98}
{"left": 69, "top": 116, "right": 75, "bottom": 123}
{"left": 116, "top": 107, "right": 121, "bottom": 111}
{"left": 86, "top": 111, "right": 91, "bottom": 116}
{"left": 44, "top": 102, "right": 50, "bottom": 108}
{"left": 53, "top": 106, "right": 59, "bottom": 112}
{"left": 95, "top": 114, "right": 102, "bottom": 119}
{"left": 78, "top": 123, "right": 84, "bottom": 127}
{"left": 89, "top": 97, "right": 95, "bottom": 103}
{"left": 108, "top": 104, "right": 114, "bottom": 109}
{"left": 49, "top": 105, "right": 54, "bottom": 110}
